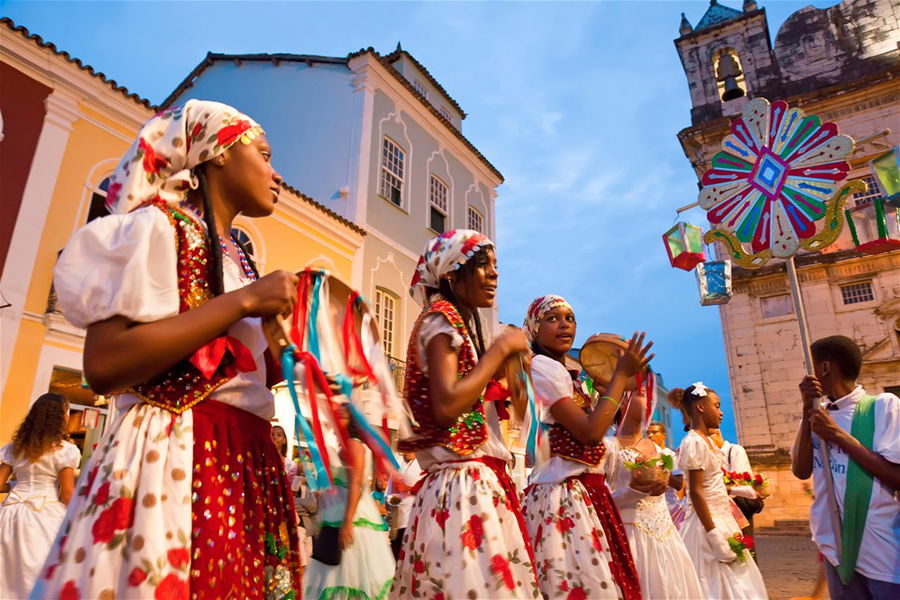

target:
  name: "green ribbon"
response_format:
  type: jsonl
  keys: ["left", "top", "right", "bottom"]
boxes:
{"left": 837, "top": 394, "right": 876, "bottom": 585}
{"left": 320, "top": 517, "right": 389, "bottom": 532}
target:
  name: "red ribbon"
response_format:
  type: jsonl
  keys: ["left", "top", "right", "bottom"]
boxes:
{"left": 484, "top": 379, "right": 510, "bottom": 421}
{"left": 341, "top": 291, "right": 396, "bottom": 478}
{"left": 189, "top": 335, "right": 257, "bottom": 379}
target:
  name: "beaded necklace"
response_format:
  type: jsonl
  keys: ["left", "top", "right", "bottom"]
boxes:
{"left": 183, "top": 203, "right": 257, "bottom": 281}
{"left": 219, "top": 236, "right": 257, "bottom": 281}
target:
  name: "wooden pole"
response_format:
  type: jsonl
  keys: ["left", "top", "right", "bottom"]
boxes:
{"left": 785, "top": 257, "right": 815, "bottom": 373}
{"left": 786, "top": 255, "right": 843, "bottom": 555}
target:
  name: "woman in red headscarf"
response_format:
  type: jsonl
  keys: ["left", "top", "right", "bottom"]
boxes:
{"left": 390, "top": 230, "right": 540, "bottom": 599}
{"left": 34, "top": 101, "right": 302, "bottom": 599}
{"left": 521, "top": 295, "right": 651, "bottom": 600}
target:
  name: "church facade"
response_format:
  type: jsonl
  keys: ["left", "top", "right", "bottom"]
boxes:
{"left": 674, "top": 0, "right": 900, "bottom": 527}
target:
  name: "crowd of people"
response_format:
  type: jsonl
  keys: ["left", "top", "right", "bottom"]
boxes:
{"left": 0, "top": 101, "right": 897, "bottom": 599}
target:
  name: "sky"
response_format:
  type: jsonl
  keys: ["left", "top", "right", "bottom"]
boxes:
{"left": 2, "top": 0, "right": 842, "bottom": 445}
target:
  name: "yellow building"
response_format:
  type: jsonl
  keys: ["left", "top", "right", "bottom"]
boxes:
{"left": 0, "top": 18, "right": 365, "bottom": 457}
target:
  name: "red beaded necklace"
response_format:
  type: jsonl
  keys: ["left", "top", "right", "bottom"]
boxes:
{"left": 219, "top": 236, "right": 257, "bottom": 281}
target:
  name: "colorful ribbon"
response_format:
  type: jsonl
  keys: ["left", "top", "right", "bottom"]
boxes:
{"left": 281, "top": 344, "right": 330, "bottom": 491}
{"left": 520, "top": 355, "right": 540, "bottom": 467}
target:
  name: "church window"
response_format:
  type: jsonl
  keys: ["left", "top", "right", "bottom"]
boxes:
{"left": 840, "top": 281, "right": 874, "bottom": 305}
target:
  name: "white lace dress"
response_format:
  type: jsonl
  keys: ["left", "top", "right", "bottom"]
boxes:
{"left": 678, "top": 431, "right": 768, "bottom": 599}
{"left": 0, "top": 441, "right": 80, "bottom": 599}
{"left": 604, "top": 437, "right": 703, "bottom": 599}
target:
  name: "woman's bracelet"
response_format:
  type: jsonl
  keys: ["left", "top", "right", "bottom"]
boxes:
{"left": 600, "top": 395, "right": 620, "bottom": 407}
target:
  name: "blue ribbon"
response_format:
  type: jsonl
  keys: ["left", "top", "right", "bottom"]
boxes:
{"left": 521, "top": 356, "right": 540, "bottom": 467}
{"left": 282, "top": 344, "right": 331, "bottom": 491}
{"left": 307, "top": 272, "right": 324, "bottom": 362}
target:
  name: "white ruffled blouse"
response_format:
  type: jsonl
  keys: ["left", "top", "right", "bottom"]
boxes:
{"left": 526, "top": 355, "right": 605, "bottom": 485}
{"left": 53, "top": 205, "right": 274, "bottom": 420}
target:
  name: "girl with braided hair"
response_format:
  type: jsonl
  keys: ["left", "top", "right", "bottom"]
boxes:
{"left": 391, "top": 230, "right": 540, "bottom": 599}
{"left": 33, "top": 100, "right": 302, "bottom": 599}
{"left": 0, "top": 394, "right": 79, "bottom": 599}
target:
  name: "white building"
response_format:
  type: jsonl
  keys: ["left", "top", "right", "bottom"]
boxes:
{"left": 163, "top": 44, "right": 504, "bottom": 367}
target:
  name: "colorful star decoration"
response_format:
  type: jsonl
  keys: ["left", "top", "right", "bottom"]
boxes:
{"left": 699, "top": 98, "right": 858, "bottom": 266}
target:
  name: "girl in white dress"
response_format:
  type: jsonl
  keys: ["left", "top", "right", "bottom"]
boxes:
{"left": 604, "top": 390, "right": 704, "bottom": 599}
{"left": 673, "top": 383, "right": 768, "bottom": 599}
{"left": 521, "top": 295, "right": 651, "bottom": 600}
{"left": 0, "top": 393, "right": 80, "bottom": 599}
{"left": 304, "top": 405, "right": 395, "bottom": 600}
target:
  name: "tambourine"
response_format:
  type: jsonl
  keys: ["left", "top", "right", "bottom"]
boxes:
{"left": 579, "top": 333, "right": 649, "bottom": 390}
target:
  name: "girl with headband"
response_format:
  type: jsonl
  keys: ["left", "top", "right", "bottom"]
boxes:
{"left": 33, "top": 100, "right": 302, "bottom": 599}
{"left": 521, "top": 295, "right": 650, "bottom": 600}
{"left": 391, "top": 230, "right": 540, "bottom": 599}
{"left": 603, "top": 386, "right": 703, "bottom": 598}
{"left": 671, "top": 383, "right": 768, "bottom": 599}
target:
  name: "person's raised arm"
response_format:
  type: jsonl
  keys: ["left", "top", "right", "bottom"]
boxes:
{"left": 84, "top": 271, "right": 297, "bottom": 394}
{"left": 428, "top": 326, "right": 528, "bottom": 427}
{"left": 549, "top": 332, "right": 653, "bottom": 444}
{"left": 791, "top": 375, "right": 821, "bottom": 480}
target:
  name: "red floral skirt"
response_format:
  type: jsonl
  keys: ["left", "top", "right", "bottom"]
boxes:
{"left": 190, "top": 400, "right": 301, "bottom": 599}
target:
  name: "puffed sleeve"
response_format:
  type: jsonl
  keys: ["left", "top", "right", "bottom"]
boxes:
{"left": 53, "top": 206, "right": 180, "bottom": 328}
{"left": 678, "top": 433, "right": 708, "bottom": 471}
{"left": 0, "top": 443, "right": 13, "bottom": 466}
{"left": 53, "top": 442, "right": 81, "bottom": 472}
{"left": 531, "top": 355, "right": 575, "bottom": 423}
{"left": 415, "top": 313, "right": 465, "bottom": 374}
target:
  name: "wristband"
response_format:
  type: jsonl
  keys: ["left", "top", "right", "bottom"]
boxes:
{"left": 601, "top": 395, "right": 620, "bottom": 407}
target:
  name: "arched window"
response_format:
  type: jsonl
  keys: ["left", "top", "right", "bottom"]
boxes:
{"left": 86, "top": 177, "right": 112, "bottom": 223}
{"left": 230, "top": 227, "right": 256, "bottom": 261}
{"left": 712, "top": 48, "right": 746, "bottom": 102}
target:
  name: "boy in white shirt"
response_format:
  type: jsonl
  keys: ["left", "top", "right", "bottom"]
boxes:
{"left": 791, "top": 335, "right": 900, "bottom": 600}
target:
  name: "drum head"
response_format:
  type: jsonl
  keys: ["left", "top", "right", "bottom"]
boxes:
{"left": 580, "top": 333, "right": 645, "bottom": 390}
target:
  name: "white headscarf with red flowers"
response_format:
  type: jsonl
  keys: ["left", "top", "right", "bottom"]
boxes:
{"left": 409, "top": 229, "right": 493, "bottom": 305}
{"left": 105, "top": 99, "right": 264, "bottom": 214}
{"left": 523, "top": 295, "right": 573, "bottom": 343}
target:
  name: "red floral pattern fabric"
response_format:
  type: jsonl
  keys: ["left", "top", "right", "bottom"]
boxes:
{"left": 523, "top": 477, "right": 620, "bottom": 599}
{"left": 390, "top": 460, "right": 540, "bottom": 599}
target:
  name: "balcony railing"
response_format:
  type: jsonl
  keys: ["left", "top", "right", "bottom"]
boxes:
{"left": 387, "top": 355, "right": 406, "bottom": 395}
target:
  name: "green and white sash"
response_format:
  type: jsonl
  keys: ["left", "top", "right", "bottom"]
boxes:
{"left": 837, "top": 394, "right": 877, "bottom": 584}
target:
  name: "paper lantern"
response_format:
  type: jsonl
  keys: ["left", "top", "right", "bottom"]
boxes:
{"left": 845, "top": 198, "right": 900, "bottom": 255}
{"left": 663, "top": 222, "right": 706, "bottom": 270}
{"left": 870, "top": 146, "right": 900, "bottom": 208}
{"left": 695, "top": 260, "right": 732, "bottom": 306}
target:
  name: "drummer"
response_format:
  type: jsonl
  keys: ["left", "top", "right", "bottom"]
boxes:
{"left": 520, "top": 295, "right": 653, "bottom": 600}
